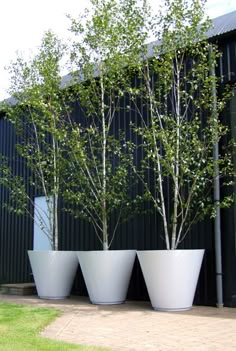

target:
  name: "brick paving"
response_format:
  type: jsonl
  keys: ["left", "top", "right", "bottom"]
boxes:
{"left": 1, "top": 294, "right": 236, "bottom": 350}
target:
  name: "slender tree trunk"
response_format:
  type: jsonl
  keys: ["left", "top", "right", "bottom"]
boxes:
{"left": 146, "top": 64, "right": 170, "bottom": 249}
{"left": 53, "top": 193, "right": 59, "bottom": 251}
{"left": 100, "top": 73, "right": 108, "bottom": 250}
{"left": 151, "top": 139, "right": 170, "bottom": 249}
{"left": 52, "top": 132, "right": 59, "bottom": 251}
{"left": 171, "top": 62, "right": 180, "bottom": 250}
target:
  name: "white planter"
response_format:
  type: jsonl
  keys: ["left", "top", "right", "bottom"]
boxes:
{"left": 137, "top": 249, "right": 204, "bottom": 311}
{"left": 77, "top": 250, "right": 136, "bottom": 305}
{"left": 28, "top": 250, "right": 78, "bottom": 299}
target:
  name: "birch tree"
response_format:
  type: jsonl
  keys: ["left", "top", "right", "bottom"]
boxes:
{"left": 63, "top": 0, "right": 149, "bottom": 250}
{"left": 133, "top": 0, "right": 234, "bottom": 249}
{"left": 2, "top": 31, "right": 70, "bottom": 250}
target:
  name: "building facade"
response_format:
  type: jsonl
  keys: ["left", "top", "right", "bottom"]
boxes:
{"left": 0, "top": 10, "right": 236, "bottom": 307}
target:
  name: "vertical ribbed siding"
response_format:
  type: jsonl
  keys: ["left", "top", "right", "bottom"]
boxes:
{"left": 217, "top": 38, "right": 236, "bottom": 83}
{"left": 0, "top": 116, "right": 33, "bottom": 284}
{"left": 0, "top": 37, "right": 236, "bottom": 306}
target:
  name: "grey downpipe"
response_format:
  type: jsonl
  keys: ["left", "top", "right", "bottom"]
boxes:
{"left": 209, "top": 45, "right": 224, "bottom": 308}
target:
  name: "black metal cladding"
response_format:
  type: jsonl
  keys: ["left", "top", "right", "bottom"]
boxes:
{"left": 0, "top": 114, "right": 33, "bottom": 284}
{"left": 1, "top": 34, "right": 236, "bottom": 306}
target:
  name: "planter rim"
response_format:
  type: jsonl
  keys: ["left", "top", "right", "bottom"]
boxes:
{"left": 77, "top": 249, "right": 136, "bottom": 253}
{"left": 28, "top": 250, "right": 77, "bottom": 253}
{"left": 137, "top": 249, "right": 204, "bottom": 252}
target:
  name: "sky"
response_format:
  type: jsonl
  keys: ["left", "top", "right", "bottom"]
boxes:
{"left": 0, "top": 0, "right": 236, "bottom": 101}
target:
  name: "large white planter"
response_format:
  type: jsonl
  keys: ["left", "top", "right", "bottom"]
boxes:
{"left": 137, "top": 249, "right": 204, "bottom": 311}
{"left": 28, "top": 250, "right": 78, "bottom": 299}
{"left": 77, "top": 250, "right": 136, "bottom": 305}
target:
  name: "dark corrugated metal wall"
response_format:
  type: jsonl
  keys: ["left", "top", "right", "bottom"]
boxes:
{"left": 0, "top": 116, "right": 33, "bottom": 284}
{"left": 0, "top": 35, "right": 236, "bottom": 306}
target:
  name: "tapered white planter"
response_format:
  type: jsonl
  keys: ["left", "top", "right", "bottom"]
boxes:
{"left": 77, "top": 250, "right": 136, "bottom": 305}
{"left": 137, "top": 249, "right": 204, "bottom": 311}
{"left": 28, "top": 250, "right": 78, "bottom": 299}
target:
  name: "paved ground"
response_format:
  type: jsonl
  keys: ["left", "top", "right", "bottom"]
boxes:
{"left": 1, "top": 294, "right": 236, "bottom": 351}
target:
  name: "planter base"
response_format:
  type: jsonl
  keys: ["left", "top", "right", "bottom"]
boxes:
{"left": 91, "top": 300, "right": 125, "bottom": 305}
{"left": 39, "top": 295, "right": 69, "bottom": 300}
{"left": 153, "top": 306, "right": 191, "bottom": 312}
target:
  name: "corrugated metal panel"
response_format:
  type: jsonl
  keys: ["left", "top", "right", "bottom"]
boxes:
{"left": 146, "top": 11, "right": 236, "bottom": 59}
{"left": 0, "top": 116, "right": 33, "bottom": 284}
{"left": 207, "top": 10, "right": 236, "bottom": 39}
{"left": 61, "top": 11, "right": 236, "bottom": 90}
{"left": 215, "top": 40, "right": 236, "bottom": 83}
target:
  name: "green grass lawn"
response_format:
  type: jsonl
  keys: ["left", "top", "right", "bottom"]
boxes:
{"left": 0, "top": 302, "right": 110, "bottom": 351}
